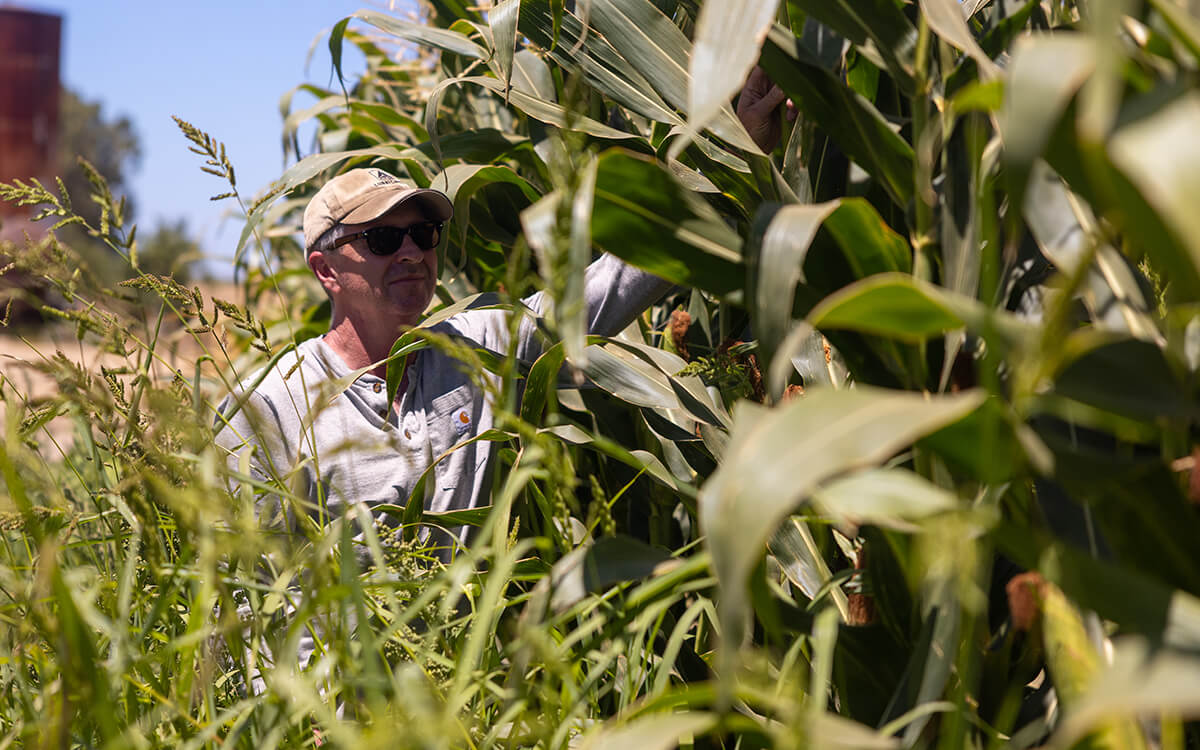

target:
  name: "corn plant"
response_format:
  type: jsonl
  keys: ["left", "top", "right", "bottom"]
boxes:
{"left": 3, "top": 0, "right": 1200, "bottom": 747}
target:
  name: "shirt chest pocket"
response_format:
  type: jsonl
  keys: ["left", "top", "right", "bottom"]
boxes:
{"left": 429, "top": 384, "right": 478, "bottom": 456}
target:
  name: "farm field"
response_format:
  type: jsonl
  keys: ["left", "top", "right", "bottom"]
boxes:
{"left": 2, "top": 0, "right": 1200, "bottom": 748}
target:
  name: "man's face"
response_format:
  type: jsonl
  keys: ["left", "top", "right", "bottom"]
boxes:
{"left": 311, "top": 201, "right": 440, "bottom": 329}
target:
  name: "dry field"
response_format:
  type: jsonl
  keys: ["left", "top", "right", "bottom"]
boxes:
{"left": 0, "top": 281, "right": 241, "bottom": 446}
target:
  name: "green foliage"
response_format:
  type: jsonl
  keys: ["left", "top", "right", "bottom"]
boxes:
{"left": 3, "top": 0, "right": 1200, "bottom": 747}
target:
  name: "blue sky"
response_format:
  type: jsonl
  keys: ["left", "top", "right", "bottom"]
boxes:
{"left": 32, "top": 1, "right": 418, "bottom": 276}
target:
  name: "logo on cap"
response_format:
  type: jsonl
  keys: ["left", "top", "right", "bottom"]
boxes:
{"left": 369, "top": 169, "right": 400, "bottom": 186}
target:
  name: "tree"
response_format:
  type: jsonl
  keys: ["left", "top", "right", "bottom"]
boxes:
{"left": 56, "top": 87, "right": 141, "bottom": 227}
{"left": 55, "top": 89, "right": 198, "bottom": 284}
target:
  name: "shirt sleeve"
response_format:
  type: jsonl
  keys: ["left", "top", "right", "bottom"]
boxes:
{"left": 512, "top": 254, "right": 674, "bottom": 361}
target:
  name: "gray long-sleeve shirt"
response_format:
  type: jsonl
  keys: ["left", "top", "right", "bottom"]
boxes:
{"left": 215, "top": 255, "right": 671, "bottom": 554}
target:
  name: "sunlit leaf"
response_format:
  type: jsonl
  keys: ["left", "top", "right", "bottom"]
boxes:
{"left": 1001, "top": 35, "right": 1094, "bottom": 212}
{"left": 812, "top": 467, "right": 959, "bottom": 531}
{"left": 588, "top": 0, "right": 762, "bottom": 153}
{"left": 563, "top": 156, "right": 598, "bottom": 364}
{"left": 434, "top": 163, "right": 541, "bottom": 251}
{"left": 919, "top": 0, "right": 1001, "bottom": 78}
{"left": 753, "top": 201, "right": 842, "bottom": 377}
{"left": 511, "top": 49, "right": 557, "bottom": 102}
{"left": 770, "top": 517, "right": 851, "bottom": 616}
{"left": 577, "top": 340, "right": 681, "bottom": 409}
{"left": 808, "top": 274, "right": 967, "bottom": 342}
{"left": 1107, "top": 91, "right": 1200, "bottom": 299}
{"left": 354, "top": 9, "right": 488, "bottom": 58}
{"left": 1053, "top": 638, "right": 1200, "bottom": 749}
{"left": 542, "top": 423, "right": 688, "bottom": 493}
{"left": 428, "top": 76, "right": 645, "bottom": 145}
{"left": 518, "top": 0, "right": 680, "bottom": 124}
{"left": 521, "top": 342, "right": 567, "bottom": 424}
{"left": 1022, "top": 162, "right": 1162, "bottom": 341}
{"left": 685, "top": 0, "right": 780, "bottom": 150}
{"left": 700, "top": 387, "right": 985, "bottom": 669}
{"left": 490, "top": 0, "right": 522, "bottom": 95}
{"left": 580, "top": 712, "right": 719, "bottom": 750}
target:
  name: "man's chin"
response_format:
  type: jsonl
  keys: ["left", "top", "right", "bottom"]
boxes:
{"left": 382, "top": 294, "right": 433, "bottom": 323}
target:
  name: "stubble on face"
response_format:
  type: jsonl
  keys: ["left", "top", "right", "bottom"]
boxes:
{"left": 330, "top": 202, "right": 439, "bottom": 330}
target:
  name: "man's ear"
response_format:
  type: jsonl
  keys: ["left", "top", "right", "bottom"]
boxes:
{"left": 308, "top": 251, "right": 339, "bottom": 294}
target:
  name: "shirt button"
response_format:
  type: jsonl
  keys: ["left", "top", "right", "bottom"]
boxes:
{"left": 372, "top": 383, "right": 382, "bottom": 393}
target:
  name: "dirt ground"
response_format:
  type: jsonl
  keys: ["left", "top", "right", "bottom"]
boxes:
{"left": 0, "top": 282, "right": 241, "bottom": 448}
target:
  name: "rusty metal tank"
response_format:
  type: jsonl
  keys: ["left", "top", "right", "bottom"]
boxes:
{"left": 0, "top": 7, "right": 61, "bottom": 318}
{"left": 0, "top": 7, "right": 62, "bottom": 208}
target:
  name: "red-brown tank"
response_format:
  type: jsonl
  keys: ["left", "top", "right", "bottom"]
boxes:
{"left": 0, "top": 8, "right": 61, "bottom": 318}
{"left": 0, "top": 7, "right": 62, "bottom": 217}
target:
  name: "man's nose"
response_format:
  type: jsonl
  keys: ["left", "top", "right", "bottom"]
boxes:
{"left": 391, "top": 233, "right": 424, "bottom": 262}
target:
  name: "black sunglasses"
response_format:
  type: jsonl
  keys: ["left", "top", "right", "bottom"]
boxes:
{"left": 331, "top": 221, "right": 444, "bottom": 255}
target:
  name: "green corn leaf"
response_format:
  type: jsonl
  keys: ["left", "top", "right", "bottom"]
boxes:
{"left": 919, "top": 0, "right": 1000, "bottom": 78}
{"left": 432, "top": 163, "right": 541, "bottom": 250}
{"left": 328, "top": 18, "right": 352, "bottom": 98}
{"left": 1038, "top": 583, "right": 1150, "bottom": 750}
{"left": 788, "top": 0, "right": 917, "bottom": 92}
{"left": 518, "top": 0, "right": 680, "bottom": 124}
{"left": 521, "top": 342, "right": 567, "bottom": 424}
{"left": 353, "top": 9, "right": 488, "bottom": 59}
{"left": 548, "top": 534, "right": 674, "bottom": 612}
{"left": 685, "top": 0, "right": 780, "bottom": 150}
{"left": 580, "top": 712, "right": 719, "bottom": 750}
{"left": 770, "top": 516, "right": 850, "bottom": 615}
{"left": 511, "top": 48, "right": 557, "bottom": 102}
{"left": 542, "top": 422, "right": 688, "bottom": 494}
{"left": 429, "top": 75, "right": 645, "bottom": 142}
{"left": 808, "top": 274, "right": 966, "bottom": 342}
{"left": 1145, "top": 0, "right": 1200, "bottom": 62}
{"left": 1050, "top": 331, "right": 1192, "bottom": 420}
{"left": 565, "top": 156, "right": 599, "bottom": 364}
{"left": 811, "top": 467, "right": 959, "bottom": 531}
{"left": 1022, "top": 162, "right": 1161, "bottom": 341}
{"left": 490, "top": 0, "right": 522, "bottom": 97}
{"left": 760, "top": 23, "right": 915, "bottom": 206}
{"left": 1052, "top": 638, "right": 1198, "bottom": 750}
{"left": 1001, "top": 35, "right": 1094, "bottom": 223}
{"left": 754, "top": 198, "right": 924, "bottom": 385}
{"left": 1105, "top": 91, "right": 1200, "bottom": 299}
{"left": 577, "top": 340, "right": 681, "bottom": 409}
{"left": 804, "top": 273, "right": 1034, "bottom": 355}
{"left": 700, "top": 387, "right": 985, "bottom": 681}
{"left": 588, "top": 0, "right": 762, "bottom": 153}
{"left": 412, "top": 128, "right": 534, "bottom": 164}
{"left": 1036, "top": 542, "right": 1200, "bottom": 651}
{"left": 751, "top": 202, "right": 840, "bottom": 382}
{"left": 591, "top": 149, "right": 744, "bottom": 296}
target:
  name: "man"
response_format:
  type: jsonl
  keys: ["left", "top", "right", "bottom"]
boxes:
{"left": 216, "top": 167, "right": 671, "bottom": 554}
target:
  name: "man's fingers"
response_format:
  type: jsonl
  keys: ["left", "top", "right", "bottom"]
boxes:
{"left": 759, "top": 85, "right": 788, "bottom": 112}
{"left": 744, "top": 65, "right": 772, "bottom": 95}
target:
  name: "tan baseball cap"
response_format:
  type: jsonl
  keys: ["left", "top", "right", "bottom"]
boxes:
{"left": 303, "top": 168, "right": 454, "bottom": 253}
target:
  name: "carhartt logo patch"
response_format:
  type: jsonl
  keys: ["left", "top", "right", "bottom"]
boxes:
{"left": 454, "top": 408, "right": 471, "bottom": 437}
